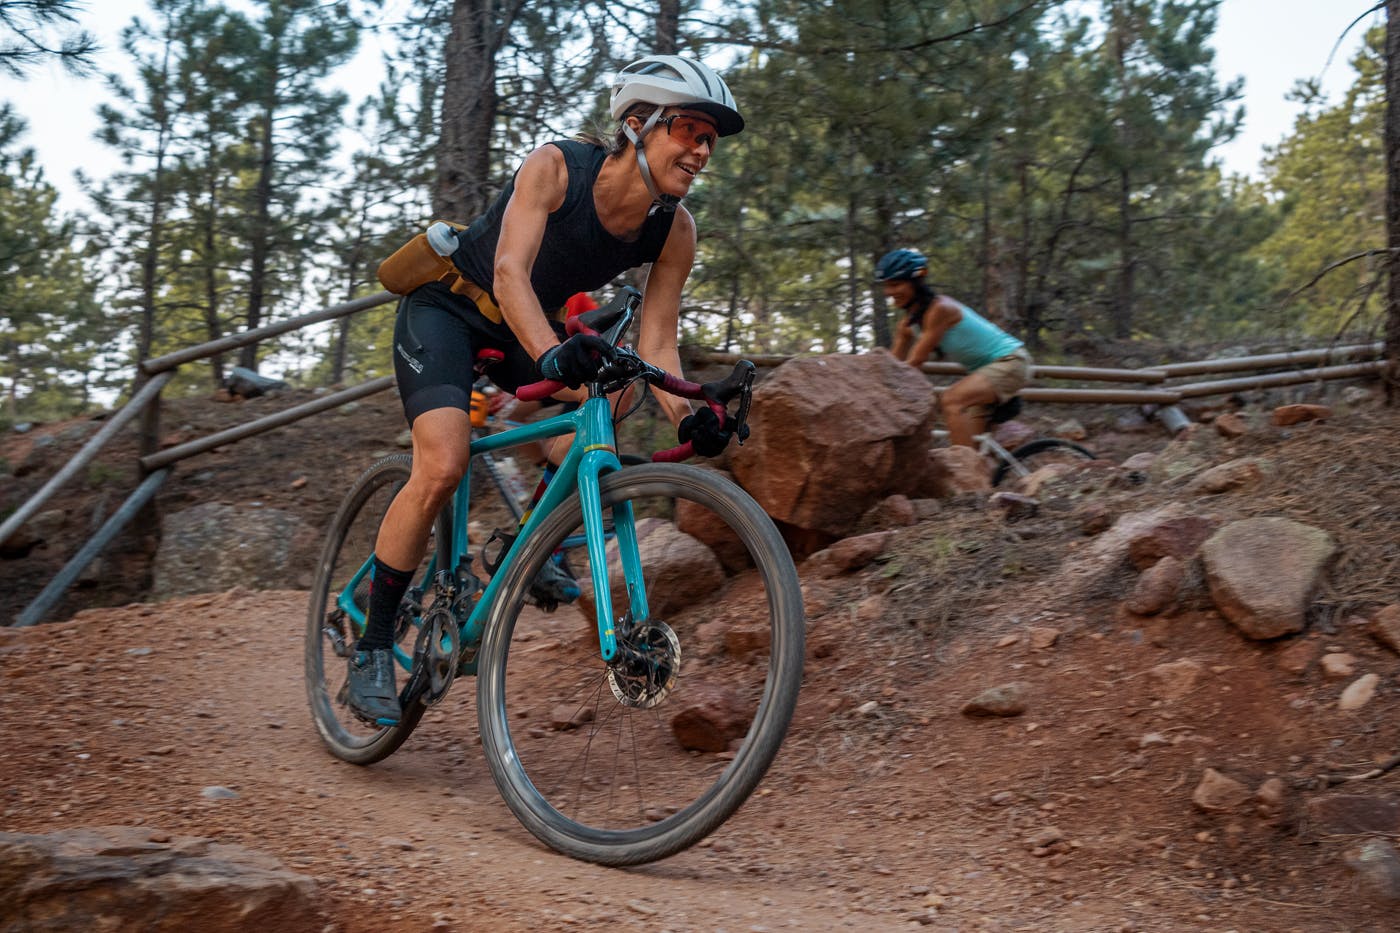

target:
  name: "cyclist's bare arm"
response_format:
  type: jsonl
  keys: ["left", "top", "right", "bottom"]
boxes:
{"left": 494, "top": 146, "right": 571, "bottom": 362}
{"left": 891, "top": 318, "right": 914, "bottom": 361}
{"left": 634, "top": 206, "right": 698, "bottom": 428}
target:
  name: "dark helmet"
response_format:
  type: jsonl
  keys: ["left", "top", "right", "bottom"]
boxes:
{"left": 874, "top": 248, "right": 928, "bottom": 282}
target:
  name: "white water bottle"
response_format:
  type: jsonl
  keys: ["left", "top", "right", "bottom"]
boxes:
{"left": 425, "top": 220, "right": 458, "bottom": 257}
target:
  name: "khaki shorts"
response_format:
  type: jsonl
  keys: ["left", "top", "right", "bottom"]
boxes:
{"left": 967, "top": 349, "right": 1032, "bottom": 420}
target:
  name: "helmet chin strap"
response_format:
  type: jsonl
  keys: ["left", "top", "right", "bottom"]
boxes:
{"left": 623, "top": 106, "right": 682, "bottom": 214}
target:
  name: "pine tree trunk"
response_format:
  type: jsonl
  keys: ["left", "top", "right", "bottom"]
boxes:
{"left": 1113, "top": 165, "right": 1134, "bottom": 339}
{"left": 203, "top": 142, "right": 226, "bottom": 389}
{"left": 436, "top": 0, "right": 509, "bottom": 220}
{"left": 241, "top": 102, "right": 276, "bottom": 372}
{"left": 654, "top": 0, "right": 679, "bottom": 54}
{"left": 1387, "top": 0, "right": 1400, "bottom": 403}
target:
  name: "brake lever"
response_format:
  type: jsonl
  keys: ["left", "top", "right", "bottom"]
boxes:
{"left": 730, "top": 366, "right": 755, "bottom": 444}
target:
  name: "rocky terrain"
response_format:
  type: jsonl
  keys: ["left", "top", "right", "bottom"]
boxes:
{"left": 1, "top": 359, "right": 1398, "bottom": 932}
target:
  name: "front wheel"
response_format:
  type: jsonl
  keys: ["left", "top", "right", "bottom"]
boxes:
{"left": 992, "top": 437, "right": 1097, "bottom": 486}
{"left": 476, "top": 463, "right": 805, "bottom": 865}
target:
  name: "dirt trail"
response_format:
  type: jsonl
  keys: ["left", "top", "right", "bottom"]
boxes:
{"left": 2, "top": 579, "right": 1395, "bottom": 932}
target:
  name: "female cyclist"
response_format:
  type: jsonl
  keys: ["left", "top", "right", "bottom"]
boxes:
{"left": 877, "top": 247, "right": 1032, "bottom": 449}
{"left": 347, "top": 55, "right": 745, "bottom": 727}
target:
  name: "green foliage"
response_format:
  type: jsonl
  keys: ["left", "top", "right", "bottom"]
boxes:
{"left": 0, "top": 0, "right": 97, "bottom": 77}
{"left": 0, "top": 106, "right": 117, "bottom": 420}
{"left": 1253, "top": 26, "right": 1386, "bottom": 339}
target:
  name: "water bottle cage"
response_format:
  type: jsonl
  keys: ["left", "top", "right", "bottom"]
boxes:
{"left": 481, "top": 529, "right": 517, "bottom": 577}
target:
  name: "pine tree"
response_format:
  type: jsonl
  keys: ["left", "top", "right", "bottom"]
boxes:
{"left": 0, "top": 108, "right": 111, "bottom": 420}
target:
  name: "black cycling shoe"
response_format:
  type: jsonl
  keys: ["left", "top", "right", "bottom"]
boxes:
{"left": 525, "top": 556, "right": 581, "bottom": 612}
{"left": 346, "top": 648, "right": 402, "bottom": 726}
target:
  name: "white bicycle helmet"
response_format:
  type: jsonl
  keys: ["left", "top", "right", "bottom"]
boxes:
{"left": 609, "top": 54, "right": 744, "bottom": 137}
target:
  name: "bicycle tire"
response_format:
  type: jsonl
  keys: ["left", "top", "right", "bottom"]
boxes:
{"left": 992, "top": 437, "right": 1097, "bottom": 486}
{"left": 305, "top": 454, "right": 446, "bottom": 765}
{"left": 476, "top": 463, "right": 804, "bottom": 865}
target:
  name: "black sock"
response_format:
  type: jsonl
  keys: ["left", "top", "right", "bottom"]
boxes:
{"left": 357, "top": 555, "right": 414, "bottom": 652}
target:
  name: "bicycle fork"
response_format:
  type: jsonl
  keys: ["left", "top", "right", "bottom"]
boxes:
{"left": 574, "top": 448, "right": 648, "bottom": 664}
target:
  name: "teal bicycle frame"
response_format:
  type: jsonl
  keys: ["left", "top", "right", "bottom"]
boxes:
{"left": 333, "top": 393, "right": 642, "bottom": 677}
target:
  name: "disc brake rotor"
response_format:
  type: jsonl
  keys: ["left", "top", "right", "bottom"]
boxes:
{"left": 607, "top": 618, "right": 681, "bottom": 709}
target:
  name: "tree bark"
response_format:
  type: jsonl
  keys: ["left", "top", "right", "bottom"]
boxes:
{"left": 241, "top": 87, "right": 277, "bottom": 372}
{"left": 1386, "top": 0, "right": 1400, "bottom": 403}
{"left": 435, "top": 0, "right": 520, "bottom": 220}
{"left": 654, "top": 0, "right": 679, "bottom": 54}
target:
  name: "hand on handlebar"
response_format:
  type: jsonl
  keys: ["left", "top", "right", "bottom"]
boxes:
{"left": 677, "top": 406, "right": 738, "bottom": 458}
{"left": 534, "top": 334, "right": 616, "bottom": 389}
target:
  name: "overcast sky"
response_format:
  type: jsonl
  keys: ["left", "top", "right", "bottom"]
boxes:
{"left": 0, "top": 0, "right": 1383, "bottom": 215}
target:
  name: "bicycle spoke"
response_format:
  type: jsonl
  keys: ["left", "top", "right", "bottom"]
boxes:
{"left": 478, "top": 464, "right": 804, "bottom": 865}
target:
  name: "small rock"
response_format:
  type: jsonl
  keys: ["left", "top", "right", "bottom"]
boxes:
{"left": 1368, "top": 605, "right": 1400, "bottom": 655}
{"left": 1338, "top": 673, "right": 1380, "bottom": 711}
{"left": 989, "top": 491, "right": 1039, "bottom": 520}
{"left": 1255, "top": 777, "right": 1286, "bottom": 811}
{"left": 1271, "top": 403, "right": 1330, "bottom": 426}
{"left": 1147, "top": 658, "right": 1202, "bottom": 701}
{"left": 1053, "top": 419, "right": 1087, "bottom": 441}
{"left": 1186, "top": 458, "right": 1263, "bottom": 495}
{"left": 961, "top": 682, "right": 1029, "bottom": 717}
{"left": 550, "top": 704, "right": 595, "bottom": 730}
{"left": 1344, "top": 838, "right": 1400, "bottom": 903}
{"left": 1125, "top": 556, "right": 1184, "bottom": 616}
{"left": 1192, "top": 768, "right": 1251, "bottom": 812}
{"left": 1319, "top": 652, "right": 1357, "bottom": 679}
{"left": 1029, "top": 627, "right": 1059, "bottom": 649}
{"left": 1214, "top": 412, "right": 1248, "bottom": 438}
{"left": 855, "top": 700, "right": 880, "bottom": 717}
{"left": 201, "top": 786, "right": 240, "bottom": 800}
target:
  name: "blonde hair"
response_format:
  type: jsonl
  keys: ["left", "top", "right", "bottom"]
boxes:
{"left": 575, "top": 103, "right": 658, "bottom": 156}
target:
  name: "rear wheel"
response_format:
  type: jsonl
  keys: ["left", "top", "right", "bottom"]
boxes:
{"left": 305, "top": 454, "right": 449, "bottom": 764}
{"left": 476, "top": 463, "right": 804, "bottom": 865}
{"left": 992, "top": 437, "right": 1097, "bottom": 486}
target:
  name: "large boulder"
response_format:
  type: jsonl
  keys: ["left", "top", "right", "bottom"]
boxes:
{"left": 0, "top": 826, "right": 321, "bottom": 933}
{"left": 152, "top": 503, "right": 317, "bottom": 599}
{"left": 729, "top": 350, "right": 937, "bottom": 537}
{"left": 576, "top": 517, "right": 725, "bottom": 625}
{"left": 1200, "top": 517, "right": 1336, "bottom": 639}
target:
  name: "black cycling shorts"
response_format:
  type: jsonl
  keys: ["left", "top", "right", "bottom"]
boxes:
{"left": 392, "top": 281, "right": 565, "bottom": 426}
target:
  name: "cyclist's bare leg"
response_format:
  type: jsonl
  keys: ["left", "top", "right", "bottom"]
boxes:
{"left": 374, "top": 407, "right": 473, "bottom": 569}
{"left": 940, "top": 373, "right": 999, "bottom": 449}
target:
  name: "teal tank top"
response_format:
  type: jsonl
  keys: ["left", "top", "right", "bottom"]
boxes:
{"left": 921, "top": 300, "right": 1023, "bottom": 371}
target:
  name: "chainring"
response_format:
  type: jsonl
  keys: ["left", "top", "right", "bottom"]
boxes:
{"left": 413, "top": 603, "right": 461, "bottom": 706}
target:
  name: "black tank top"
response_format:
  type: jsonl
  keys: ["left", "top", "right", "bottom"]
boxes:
{"left": 450, "top": 140, "right": 676, "bottom": 315}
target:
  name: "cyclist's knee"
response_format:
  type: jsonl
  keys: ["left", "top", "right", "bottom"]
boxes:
{"left": 411, "top": 449, "right": 469, "bottom": 504}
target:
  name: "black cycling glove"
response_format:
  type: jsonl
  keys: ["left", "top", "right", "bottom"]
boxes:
{"left": 534, "top": 334, "right": 615, "bottom": 389}
{"left": 677, "top": 407, "right": 737, "bottom": 458}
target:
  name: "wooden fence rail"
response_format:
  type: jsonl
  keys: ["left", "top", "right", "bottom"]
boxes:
{"left": 3, "top": 291, "right": 1387, "bottom": 625}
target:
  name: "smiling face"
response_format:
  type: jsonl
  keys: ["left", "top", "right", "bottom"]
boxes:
{"left": 882, "top": 279, "right": 918, "bottom": 309}
{"left": 630, "top": 108, "right": 719, "bottom": 199}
